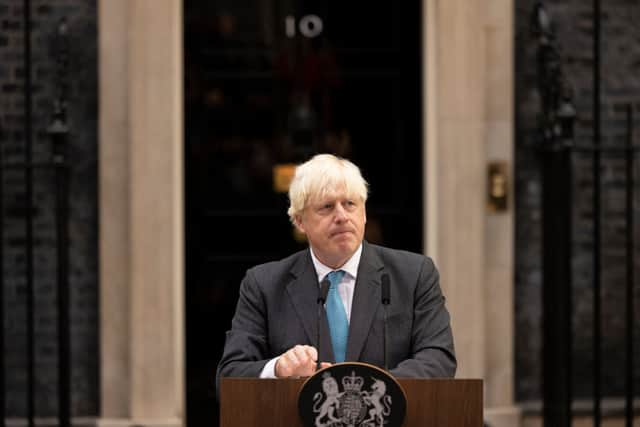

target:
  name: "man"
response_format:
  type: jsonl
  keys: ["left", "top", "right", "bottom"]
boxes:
{"left": 216, "top": 154, "right": 456, "bottom": 384}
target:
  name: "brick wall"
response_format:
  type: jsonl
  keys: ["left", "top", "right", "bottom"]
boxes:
{"left": 515, "top": 0, "right": 640, "bottom": 401}
{"left": 0, "top": 0, "right": 97, "bottom": 416}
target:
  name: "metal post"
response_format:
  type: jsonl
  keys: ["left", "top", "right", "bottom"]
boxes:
{"left": 533, "top": 3, "right": 576, "bottom": 425}
{"left": 22, "top": 0, "right": 35, "bottom": 425}
{"left": 52, "top": 128, "right": 70, "bottom": 427}
{"left": 624, "top": 104, "right": 634, "bottom": 427}
{"left": 0, "top": 120, "right": 5, "bottom": 427}
{"left": 542, "top": 141, "right": 573, "bottom": 427}
{"left": 48, "top": 18, "right": 71, "bottom": 427}
{"left": 592, "top": 0, "right": 602, "bottom": 425}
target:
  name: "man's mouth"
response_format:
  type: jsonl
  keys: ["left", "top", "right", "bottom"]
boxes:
{"left": 331, "top": 229, "right": 353, "bottom": 238}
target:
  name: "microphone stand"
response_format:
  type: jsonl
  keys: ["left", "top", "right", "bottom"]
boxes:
{"left": 381, "top": 274, "right": 390, "bottom": 371}
{"left": 317, "top": 279, "right": 330, "bottom": 371}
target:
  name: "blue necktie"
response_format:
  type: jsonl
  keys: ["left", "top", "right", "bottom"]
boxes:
{"left": 325, "top": 270, "right": 348, "bottom": 363}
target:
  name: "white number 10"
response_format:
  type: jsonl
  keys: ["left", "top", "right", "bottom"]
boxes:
{"left": 285, "top": 15, "right": 323, "bottom": 38}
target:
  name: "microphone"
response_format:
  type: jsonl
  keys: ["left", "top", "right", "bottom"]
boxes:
{"left": 381, "top": 274, "right": 391, "bottom": 370}
{"left": 316, "top": 279, "right": 331, "bottom": 370}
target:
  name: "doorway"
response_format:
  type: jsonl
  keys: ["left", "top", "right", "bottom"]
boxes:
{"left": 184, "top": 1, "right": 423, "bottom": 425}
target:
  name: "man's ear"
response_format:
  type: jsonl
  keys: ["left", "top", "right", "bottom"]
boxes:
{"left": 293, "top": 215, "right": 306, "bottom": 234}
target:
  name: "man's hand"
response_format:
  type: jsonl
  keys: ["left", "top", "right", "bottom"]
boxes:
{"left": 274, "top": 345, "right": 332, "bottom": 378}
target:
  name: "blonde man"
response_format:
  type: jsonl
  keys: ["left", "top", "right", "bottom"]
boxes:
{"left": 216, "top": 154, "right": 455, "bottom": 384}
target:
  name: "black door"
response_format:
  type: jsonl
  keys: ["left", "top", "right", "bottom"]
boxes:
{"left": 184, "top": 1, "right": 422, "bottom": 425}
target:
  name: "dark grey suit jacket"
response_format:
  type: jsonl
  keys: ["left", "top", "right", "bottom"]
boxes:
{"left": 216, "top": 241, "right": 456, "bottom": 386}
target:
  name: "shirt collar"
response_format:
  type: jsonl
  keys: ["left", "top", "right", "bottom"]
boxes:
{"left": 309, "top": 243, "right": 363, "bottom": 282}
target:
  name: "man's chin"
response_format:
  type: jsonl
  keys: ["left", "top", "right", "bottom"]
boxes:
{"left": 331, "top": 240, "right": 358, "bottom": 255}
{"left": 330, "top": 237, "right": 355, "bottom": 249}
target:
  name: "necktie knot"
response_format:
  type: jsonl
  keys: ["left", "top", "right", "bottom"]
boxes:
{"left": 326, "top": 270, "right": 346, "bottom": 288}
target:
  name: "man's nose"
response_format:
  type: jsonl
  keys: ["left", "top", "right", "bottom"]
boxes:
{"left": 333, "top": 204, "right": 347, "bottom": 221}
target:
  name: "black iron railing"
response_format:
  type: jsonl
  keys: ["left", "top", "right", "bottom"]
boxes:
{"left": 533, "top": 1, "right": 638, "bottom": 426}
{"left": 0, "top": 2, "right": 72, "bottom": 427}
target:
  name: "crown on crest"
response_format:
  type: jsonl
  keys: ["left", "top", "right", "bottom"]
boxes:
{"left": 342, "top": 371, "right": 364, "bottom": 392}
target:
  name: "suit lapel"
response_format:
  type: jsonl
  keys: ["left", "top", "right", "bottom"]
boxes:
{"left": 346, "top": 242, "right": 384, "bottom": 361}
{"left": 285, "top": 250, "right": 335, "bottom": 362}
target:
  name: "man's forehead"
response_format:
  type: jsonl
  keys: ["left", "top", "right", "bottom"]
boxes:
{"left": 308, "top": 189, "right": 360, "bottom": 204}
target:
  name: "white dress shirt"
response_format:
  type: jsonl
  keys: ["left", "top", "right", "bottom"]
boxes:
{"left": 259, "top": 243, "right": 363, "bottom": 378}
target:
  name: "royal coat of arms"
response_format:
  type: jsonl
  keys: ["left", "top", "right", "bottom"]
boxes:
{"left": 298, "top": 363, "right": 406, "bottom": 427}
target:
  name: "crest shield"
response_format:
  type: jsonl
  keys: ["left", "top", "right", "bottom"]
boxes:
{"left": 298, "top": 362, "right": 406, "bottom": 427}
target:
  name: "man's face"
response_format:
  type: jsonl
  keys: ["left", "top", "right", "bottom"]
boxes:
{"left": 295, "top": 187, "right": 366, "bottom": 269}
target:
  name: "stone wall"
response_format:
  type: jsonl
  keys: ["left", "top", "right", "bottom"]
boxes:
{"left": 515, "top": 0, "right": 640, "bottom": 401}
{"left": 0, "top": 0, "right": 98, "bottom": 416}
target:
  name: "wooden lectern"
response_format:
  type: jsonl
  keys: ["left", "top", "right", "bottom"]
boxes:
{"left": 220, "top": 378, "right": 482, "bottom": 426}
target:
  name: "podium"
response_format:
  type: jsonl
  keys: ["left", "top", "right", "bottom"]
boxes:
{"left": 220, "top": 377, "right": 482, "bottom": 426}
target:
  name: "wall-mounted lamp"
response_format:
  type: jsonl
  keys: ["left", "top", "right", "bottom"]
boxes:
{"left": 487, "top": 161, "right": 508, "bottom": 212}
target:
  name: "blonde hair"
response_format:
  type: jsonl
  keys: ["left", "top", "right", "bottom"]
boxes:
{"left": 287, "top": 154, "right": 368, "bottom": 223}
